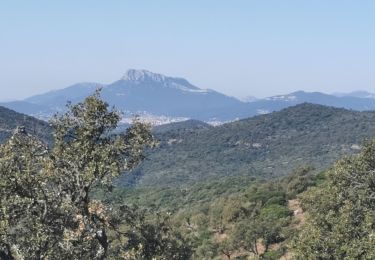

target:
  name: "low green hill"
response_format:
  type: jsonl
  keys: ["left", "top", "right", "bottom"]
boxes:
{"left": 124, "top": 103, "right": 375, "bottom": 187}
{"left": 0, "top": 106, "right": 52, "bottom": 144}
{"left": 152, "top": 119, "right": 213, "bottom": 135}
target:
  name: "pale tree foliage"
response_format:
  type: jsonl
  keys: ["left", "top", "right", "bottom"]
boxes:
{"left": 293, "top": 140, "right": 375, "bottom": 259}
{"left": 110, "top": 206, "right": 193, "bottom": 259}
{"left": 0, "top": 127, "right": 54, "bottom": 259}
{"left": 0, "top": 91, "right": 192, "bottom": 259}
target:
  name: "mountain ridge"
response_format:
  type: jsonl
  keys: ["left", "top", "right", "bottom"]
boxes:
{"left": 0, "top": 105, "right": 52, "bottom": 144}
{"left": 3, "top": 69, "right": 375, "bottom": 124}
{"left": 123, "top": 102, "right": 375, "bottom": 187}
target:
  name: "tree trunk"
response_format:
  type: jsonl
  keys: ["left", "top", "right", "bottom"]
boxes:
{"left": 96, "top": 228, "right": 108, "bottom": 260}
{"left": 0, "top": 244, "right": 15, "bottom": 260}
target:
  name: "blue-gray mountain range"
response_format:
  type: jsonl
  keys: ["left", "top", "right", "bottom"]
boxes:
{"left": 2, "top": 69, "right": 375, "bottom": 123}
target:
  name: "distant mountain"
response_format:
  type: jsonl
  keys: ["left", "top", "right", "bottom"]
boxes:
{"left": 333, "top": 90, "right": 375, "bottom": 99}
{"left": 248, "top": 91, "right": 375, "bottom": 113}
{"left": 3, "top": 70, "right": 243, "bottom": 122}
{"left": 26, "top": 82, "right": 101, "bottom": 108}
{"left": 3, "top": 70, "right": 375, "bottom": 123}
{"left": 0, "top": 106, "right": 52, "bottom": 144}
{"left": 238, "top": 95, "right": 259, "bottom": 103}
{"left": 122, "top": 103, "right": 375, "bottom": 187}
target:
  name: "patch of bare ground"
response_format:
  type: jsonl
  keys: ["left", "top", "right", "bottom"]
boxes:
{"left": 280, "top": 251, "right": 294, "bottom": 260}
{"left": 280, "top": 199, "right": 306, "bottom": 259}
{"left": 214, "top": 232, "right": 228, "bottom": 243}
{"left": 288, "top": 199, "right": 305, "bottom": 229}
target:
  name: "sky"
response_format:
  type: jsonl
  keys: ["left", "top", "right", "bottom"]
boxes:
{"left": 1, "top": 1, "right": 375, "bottom": 101}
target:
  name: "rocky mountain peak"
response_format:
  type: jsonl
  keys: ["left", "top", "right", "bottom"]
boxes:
{"left": 122, "top": 69, "right": 167, "bottom": 82}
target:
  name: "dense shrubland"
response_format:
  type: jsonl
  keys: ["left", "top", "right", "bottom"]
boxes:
{"left": 125, "top": 104, "right": 375, "bottom": 188}
{"left": 106, "top": 166, "right": 322, "bottom": 259}
{"left": 293, "top": 140, "right": 375, "bottom": 258}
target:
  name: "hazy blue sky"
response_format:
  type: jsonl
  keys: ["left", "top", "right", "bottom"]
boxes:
{"left": 1, "top": 1, "right": 375, "bottom": 101}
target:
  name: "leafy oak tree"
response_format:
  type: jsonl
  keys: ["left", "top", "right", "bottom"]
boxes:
{"left": 293, "top": 140, "right": 375, "bottom": 259}
{"left": 0, "top": 91, "right": 192, "bottom": 259}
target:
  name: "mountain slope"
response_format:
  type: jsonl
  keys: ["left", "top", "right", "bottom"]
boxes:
{"left": 5, "top": 70, "right": 244, "bottom": 121}
{"left": 333, "top": 90, "right": 375, "bottom": 99}
{"left": 247, "top": 91, "right": 375, "bottom": 114}
{"left": 124, "top": 103, "right": 375, "bottom": 187}
{"left": 0, "top": 106, "right": 52, "bottom": 143}
{"left": 0, "top": 101, "right": 55, "bottom": 120}
{"left": 25, "top": 82, "right": 103, "bottom": 106}
{"left": 99, "top": 70, "right": 243, "bottom": 120}
{"left": 3, "top": 70, "right": 375, "bottom": 123}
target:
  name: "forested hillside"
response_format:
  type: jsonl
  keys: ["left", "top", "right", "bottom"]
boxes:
{"left": 0, "top": 106, "right": 52, "bottom": 143}
{"left": 105, "top": 165, "right": 323, "bottom": 258}
{"left": 125, "top": 103, "right": 375, "bottom": 187}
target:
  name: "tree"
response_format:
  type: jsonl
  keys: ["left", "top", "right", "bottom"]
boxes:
{"left": 193, "top": 238, "right": 218, "bottom": 260}
{"left": 0, "top": 91, "right": 191, "bottom": 259}
{"left": 230, "top": 216, "right": 283, "bottom": 258}
{"left": 112, "top": 205, "right": 193, "bottom": 259}
{"left": 283, "top": 166, "right": 316, "bottom": 199}
{"left": 232, "top": 220, "right": 263, "bottom": 256}
{"left": 293, "top": 140, "right": 375, "bottom": 259}
{"left": 218, "top": 238, "right": 236, "bottom": 260}
{"left": 0, "top": 127, "right": 54, "bottom": 259}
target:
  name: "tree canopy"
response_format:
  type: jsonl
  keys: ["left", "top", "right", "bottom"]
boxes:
{"left": 0, "top": 91, "right": 191, "bottom": 259}
{"left": 294, "top": 140, "right": 375, "bottom": 259}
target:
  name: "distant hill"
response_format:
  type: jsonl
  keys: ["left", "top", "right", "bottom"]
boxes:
{"left": 152, "top": 119, "right": 213, "bottom": 134}
{"left": 0, "top": 106, "right": 52, "bottom": 144}
{"left": 122, "top": 103, "right": 375, "bottom": 187}
{"left": 333, "top": 90, "right": 375, "bottom": 99}
{"left": 0, "top": 101, "right": 54, "bottom": 120}
{"left": 245, "top": 91, "right": 375, "bottom": 115}
{"left": 3, "top": 70, "right": 375, "bottom": 123}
